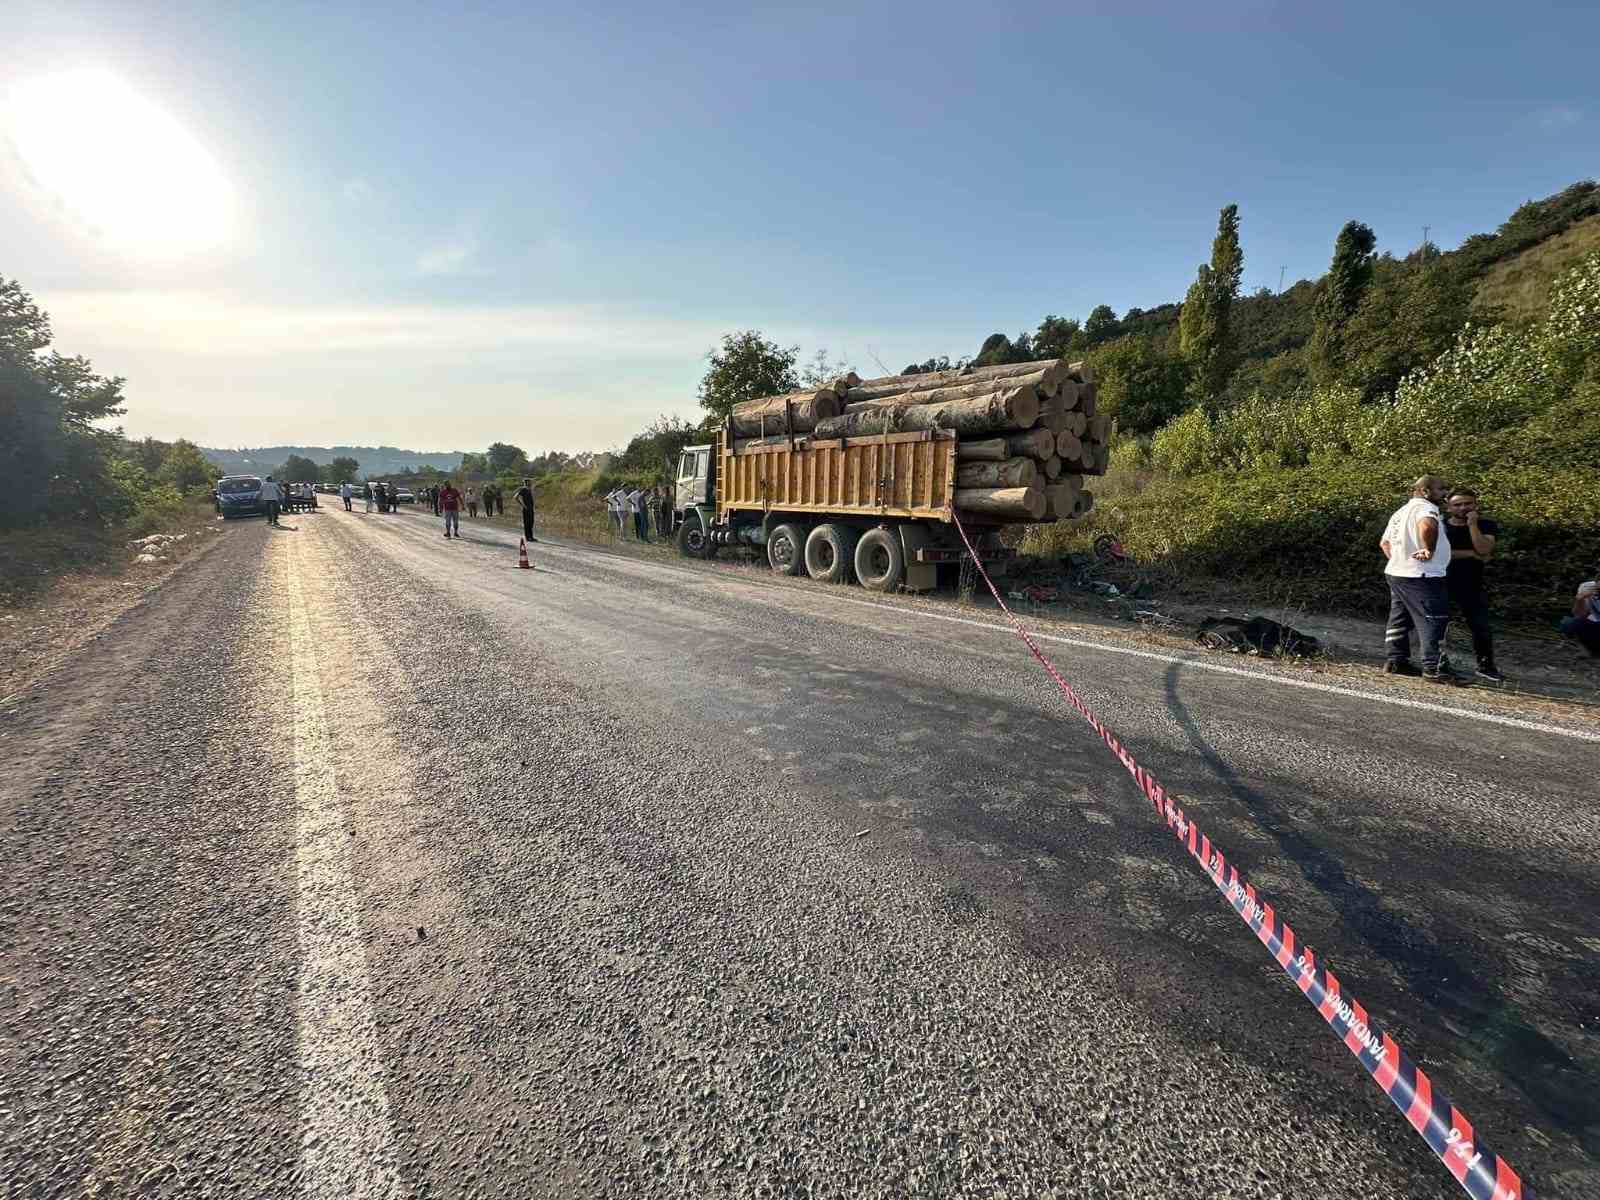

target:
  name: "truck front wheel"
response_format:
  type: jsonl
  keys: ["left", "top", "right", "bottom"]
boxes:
{"left": 854, "top": 527, "right": 905, "bottom": 592}
{"left": 767, "top": 523, "right": 806, "bottom": 576}
{"left": 804, "top": 524, "right": 857, "bottom": 584}
{"left": 676, "top": 512, "right": 710, "bottom": 559}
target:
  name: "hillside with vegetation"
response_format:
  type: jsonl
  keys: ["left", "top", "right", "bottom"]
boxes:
{"left": 200, "top": 444, "right": 467, "bottom": 478}
{"left": 991, "top": 181, "right": 1600, "bottom": 624}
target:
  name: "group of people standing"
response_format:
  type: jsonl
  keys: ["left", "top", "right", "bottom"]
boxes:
{"left": 362, "top": 481, "right": 402, "bottom": 514}
{"left": 422, "top": 483, "right": 505, "bottom": 520}
{"left": 1381, "top": 475, "right": 1598, "bottom": 684}
{"left": 604, "top": 484, "right": 670, "bottom": 542}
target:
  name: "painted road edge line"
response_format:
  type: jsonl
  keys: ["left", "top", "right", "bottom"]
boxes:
{"left": 287, "top": 540, "right": 407, "bottom": 1199}
{"left": 820, "top": 590, "right": 1599, "bottom": 744}
{"left": 948, "top": 512, "right": 1531, "bottom": 1200}
{"left": 430, "top": 515, "right": 1596, "bottom": 745}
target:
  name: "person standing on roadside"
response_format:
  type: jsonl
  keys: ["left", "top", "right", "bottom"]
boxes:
{"left": 603, "top": 488, "right": 622, "bottom": 537}
{"left": 466, "top": 486, "right": 479, "bottom": 519}
{"left": 362, "top": 481, "right": 373, "bottom": 513}
{"left": 1381, "top": 474, "right": 1461, "bottom": 685}
{"left": 440, "top": 479, "right": 462, "bottom": 538}
{"left": 516, "top": 477, "right": 537, "bottom": 543}
{"left": 656, "top": 484, "right": 671, "bottom": 539}
{"left": 1442, "top": 489, "right": 1503, "bottom": 682}
{"left": 340, "top": 481, "right": 354, "bottom": 512}
{"left": 636, "top": 485, "right": 652, "bottom": 542}
{"left": 261, "top": 475, "right": 282, "bottom": 526}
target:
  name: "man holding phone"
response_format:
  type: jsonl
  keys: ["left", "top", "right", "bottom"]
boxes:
{"left": 1443, "top": 489, "right": 1503, "bottom": 682}
{"left": 1380, "top": 475, "right": 1463, "bottom": 685}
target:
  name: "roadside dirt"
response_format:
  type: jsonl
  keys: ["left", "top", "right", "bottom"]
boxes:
{"left": 0, "top": 517, "right": 227, "bottom": 701}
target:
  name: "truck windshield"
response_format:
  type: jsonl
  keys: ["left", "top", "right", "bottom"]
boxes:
{"left": 217, "top": 478, "right": 261, "bottom": 494}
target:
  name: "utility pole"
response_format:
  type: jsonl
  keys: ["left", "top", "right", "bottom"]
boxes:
{"left": 1278, "top": 265, "right": 1286, "bottom": 294}
{"left": 1422, "top": 225, "right": 1431, "bottom": 261}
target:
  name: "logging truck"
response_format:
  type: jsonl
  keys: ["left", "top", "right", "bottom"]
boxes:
{"left": 672, "top": 360, "right": 1105, "bottom": 593}
{"left": 671, "top": 425, "right": 1016, "bottom": 593}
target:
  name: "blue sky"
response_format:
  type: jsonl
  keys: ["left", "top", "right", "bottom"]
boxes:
{"left": 2, "top": 0, "right": 1595, "bottom": 453}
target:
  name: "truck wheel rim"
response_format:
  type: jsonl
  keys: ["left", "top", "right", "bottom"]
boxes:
{"left": 774, "top": 536, "right": 795, "bottom": 567}
{"left": 816, "top": 544, "right": 834, "bottom": 571}
{"left": 865, "top": 546, "right": 890, "bottom": 578}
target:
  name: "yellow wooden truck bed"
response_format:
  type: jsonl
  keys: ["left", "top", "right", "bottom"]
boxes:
{"left": 717, "top": 428, "right": 958, "bottom": 523}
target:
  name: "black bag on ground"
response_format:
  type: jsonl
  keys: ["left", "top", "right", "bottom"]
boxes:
{"left": 1195, "top": 616, "right": 1321, "bottom": 658}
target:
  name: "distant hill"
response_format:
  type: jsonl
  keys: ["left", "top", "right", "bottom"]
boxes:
{"left": 201, "top": 445, "right": 466, "bottom": 477}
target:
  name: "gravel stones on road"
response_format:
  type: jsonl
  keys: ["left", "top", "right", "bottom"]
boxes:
{"left": 1, "top": 513, "right": 1459, "bottom": 1198}
{"left": 301, "top": 513, "right": 1440, "bottom": 1198}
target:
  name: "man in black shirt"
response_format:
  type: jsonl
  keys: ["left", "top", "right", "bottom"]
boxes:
{"left": 1443, "top": 489, "right": 1503, "bottom": 682}
{"left": 516, "top": 478, "right": 537, "bottom": 543}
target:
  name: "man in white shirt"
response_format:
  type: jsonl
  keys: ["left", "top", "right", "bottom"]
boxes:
{"left": 340, "top": 481, "right": 354, "bottom": 511}
{"left": 604, "top": 489, "right": 623, "bottom": 537}
{"left": 1380, "top": 474, "right": 1459, "bottom": 684}
{"left": 627, "top": 486, "right": 648, "bottom": 542}
{"left": 261, "top": 476, "right": 282, "bottom": 527}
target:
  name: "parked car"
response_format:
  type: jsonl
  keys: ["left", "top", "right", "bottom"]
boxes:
{"left": 214, "top": 474, "right": 265, "bottom": 518}
{"left": 394, "top": 489, "right": 417, "bottom": 504}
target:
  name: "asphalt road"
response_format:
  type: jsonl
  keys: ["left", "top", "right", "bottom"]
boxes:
{"left": 3, "top": 505, "right": 1597, "bottom": 1199}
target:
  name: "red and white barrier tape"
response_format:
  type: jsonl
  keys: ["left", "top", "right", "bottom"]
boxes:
{"left": 949, "top": 512, "right": 1529, "bottom": 1200}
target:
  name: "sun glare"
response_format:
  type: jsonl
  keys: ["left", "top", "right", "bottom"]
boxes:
{"left": 5, "top": 69, "right": 234, "bottom": 257}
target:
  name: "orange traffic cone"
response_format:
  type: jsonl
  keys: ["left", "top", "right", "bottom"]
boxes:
{"left": 518, "top": 538, "right": 532, "bottom": 569}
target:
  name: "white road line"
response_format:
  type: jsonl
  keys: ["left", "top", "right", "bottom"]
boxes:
{"left": 286, "top": 543, "right": 407, "bottom": 1198}
{"left": 819, "top": 590, "right": 1600, "bottom": 744}
{"left": 344, "top": 510, "right": 1600, "bottom": 745}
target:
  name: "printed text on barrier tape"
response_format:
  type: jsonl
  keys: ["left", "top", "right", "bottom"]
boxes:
{"left": 947, "top": 511, "right": 1528, "bottom": 1200}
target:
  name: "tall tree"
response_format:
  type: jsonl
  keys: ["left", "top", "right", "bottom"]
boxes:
{"left": 277, "top": 453, "right": 320, "bottom": 483}
{"left": 1, "top": 275, "right": 128, "bottom": 526}
{"left": 1179, "top": 204, "right": 1243, "bottom": 400}
{"left": 697, "top": 331, "right": 798, "bottom": 425}
{"left": 325, "top": 455, "right": 360, "bottom": 484}
{"left": 798, "top": 348, "right": 854, "bottom": 388}
{"left": 1308, "top": 220, "right": 1378, "bottom": 382}
{"left": 486, "top": 442, "right": 529, "bottom": 475}
{"left": 972, "top": 332, "right": 1033, "bottom": 367}
{"left": 1084, "top": 305, "right": 1120, "bottom": 346}
{"left": 1033, "top": 315, "right": 1086, "bottom": 361}
{"left": 160, "top": 439, "right": 220, "bottom": 495}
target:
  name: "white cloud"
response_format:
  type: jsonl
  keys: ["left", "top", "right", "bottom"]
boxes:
{"left": 416, "top": 236, "right": 479, "bottom": 276}
{"left": 1535, "top": 105, "right": 1581, "bottom": 133}
{"left": 341, "top": 177, "right": 374, "bottom": 203}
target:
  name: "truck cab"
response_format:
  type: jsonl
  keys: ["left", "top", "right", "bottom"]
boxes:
{"left": 673, "top": 443, "right": 717, "bottom": 556}
{"left": 675, "top": 443, "right": 714, "bottom": 510}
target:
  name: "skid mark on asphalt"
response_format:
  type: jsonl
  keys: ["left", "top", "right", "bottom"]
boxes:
{"left": 286, "top": 539, "right": 408, "bottom": 1198}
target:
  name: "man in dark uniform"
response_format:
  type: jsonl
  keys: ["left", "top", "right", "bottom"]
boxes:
{"left": 516, "top": 478, "right": 537, "bottom": 543}
{"left": 1443, "top": 489, "right": 1503, "bottom": 683}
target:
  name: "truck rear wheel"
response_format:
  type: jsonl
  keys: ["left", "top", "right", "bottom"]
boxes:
{"left": 767, "top": 523, "right": 806, "bottom": 576}
{"left": 804, "top": 523, "right": 857, "bottom": 584}
{"left": 854, "top": 527, "right": 905, "bottom": 592}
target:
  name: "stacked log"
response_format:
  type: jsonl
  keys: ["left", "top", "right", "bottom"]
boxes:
{"left": 956, "top": 485, "right": 1046, "bottom": 520}
{"left": 956, "top": 456, "right": 1036, "bottom": 488}
{"left": 729, "top": 357, "right": 1107, "bottom": 524}
{"left": 728, "top": 387, "right": 839, "bottom": 436}
{"left": 812, "top": 387, "right": 1039, "bottom": 439}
